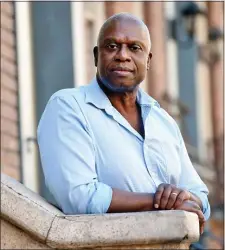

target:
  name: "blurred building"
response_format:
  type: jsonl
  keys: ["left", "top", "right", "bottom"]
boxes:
{"left": 1, "top": 1, "right": 224, "bottom": 249}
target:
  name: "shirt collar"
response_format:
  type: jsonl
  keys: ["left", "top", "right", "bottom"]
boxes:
{"left": 85, "top": 77, "right": 160, "bottom": 110}
{"left": 137, "top": 87, "right": 160, "bottom": 108}
{"left": 85, "top": 78, "right": 112, "bottom": 110}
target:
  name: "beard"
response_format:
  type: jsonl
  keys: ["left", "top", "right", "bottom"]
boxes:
{"left": 96, "top": 74, "right": 139, "bottom": 93}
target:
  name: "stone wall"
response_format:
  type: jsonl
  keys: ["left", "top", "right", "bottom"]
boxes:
{"left": 1, "top": 173, "right": 200, "bottom": 249}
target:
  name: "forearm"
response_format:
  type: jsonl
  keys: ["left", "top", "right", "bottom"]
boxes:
{"left": 107, "top": 188, "right": 155, "bottom": 213}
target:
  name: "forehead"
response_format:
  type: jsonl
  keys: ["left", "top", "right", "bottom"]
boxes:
{"left": 100, "top": 19, "right": 149, "bottom": 45}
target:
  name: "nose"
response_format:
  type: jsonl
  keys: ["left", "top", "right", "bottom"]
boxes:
{"left": 114, "top": 45, "right": 131, "bottom": 62}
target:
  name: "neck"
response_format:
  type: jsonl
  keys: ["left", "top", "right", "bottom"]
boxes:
{"left": 97, "top": 75, "right": 139, "bottom": 112}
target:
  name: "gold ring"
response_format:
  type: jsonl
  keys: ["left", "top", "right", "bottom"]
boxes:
{"left": 171, "top": 192, "right": 178, "bottom": 196}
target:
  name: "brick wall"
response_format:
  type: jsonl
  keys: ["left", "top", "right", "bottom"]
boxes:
{"left": 105, "top": 2, "right": 134, "bottom": 18}
{"left": 144, "top": 2, "right": 167, "bottom": 101}
{"left": 1, "top": 2, "right": 20, "bottom": 180}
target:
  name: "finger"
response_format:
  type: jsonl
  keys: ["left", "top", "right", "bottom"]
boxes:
{"left": 175, "top": 205, "right": 205, "bottom": 235}
{"left": 187, "top": 204, "right": 205, "bottom": 221}
{"left": 200, "top": 220, "right": 205, "bottom": 235}
{"left": 175, "top": 205, "right": 205, "bottom": 223}
{"left": 159, "top": 185, "right": 173, "bottom": 209}
{"left": 192, "top": 209, "right": 206, "bottom": 236}
{"left": 166, "top": 189, "right": 181, "bottom": 209}
{"left": 154, "top": 184, "right": 165, "bottom": 209}
{"left": 174, "top": 190, "right": 190, "bottom": 208}
{"left": 195, "top": 209, "right": 205, "bottom": 223}
{"left": 194, "top": 209, "right": 205, "bottom": 235}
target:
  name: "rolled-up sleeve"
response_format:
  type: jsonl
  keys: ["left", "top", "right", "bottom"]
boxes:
{"left": 37, "top": 93, "right": 112, "bottom": 214}
{"left": 176, "top": 123, "right": 210, "bottom": 220}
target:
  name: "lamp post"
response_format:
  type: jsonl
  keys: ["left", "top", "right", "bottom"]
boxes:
{"left": 169, "top": 2, "right": 223, "bottom": 62}
{"left": 181, "top": 2, "right": 206, "bottom": 39}
{"left": 170, "top": 2, "right": 207, "bottom": 48}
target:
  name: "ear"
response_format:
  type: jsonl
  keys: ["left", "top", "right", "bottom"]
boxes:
{"left": 93, "top": 46, "right": 98, "bottom": 67}
{"left": 147, "top": 52, "right": 152, "bottom": 71}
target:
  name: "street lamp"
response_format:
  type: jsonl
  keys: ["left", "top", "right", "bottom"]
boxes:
{"left": 181, "top": 2, "right": 206, "bottom": 39}
{"left": 170, "top": 2, "right": 207, "bottom": 48}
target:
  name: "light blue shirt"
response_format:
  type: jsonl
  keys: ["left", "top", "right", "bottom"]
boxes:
{"left": 37, "top": 78, "right": 210, "bottom": 220}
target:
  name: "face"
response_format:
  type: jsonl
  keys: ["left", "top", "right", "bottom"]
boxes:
{"left": 94, "top": 19, "right": 152, "bottom": 92}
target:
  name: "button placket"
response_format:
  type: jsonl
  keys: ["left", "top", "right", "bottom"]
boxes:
{"left": 143, "top": 113, "right": 169, "bottom": 185}
{"left": 142, "top": 106, "right": 158, "bottom": 187}
{"left": 146, "top": 139, "right": 169, "bottom": 184}
{"left": 142, "top": 141, "right": 157, "bottom": 188}
{"left": 106, "top": 107, "right": 144, "bottom": 142}
{"left": 145, "top": 142, "right": 159, "bottom": 187}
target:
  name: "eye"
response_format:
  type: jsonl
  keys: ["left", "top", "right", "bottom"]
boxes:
{"left": 106, "top": 43, "right": 118, "bottom": 50}
{"left": 130, "top": 44, "right": 142, "bottom": 51}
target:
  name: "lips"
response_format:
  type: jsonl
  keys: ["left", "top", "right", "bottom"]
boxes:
{"left": 111, "top": 66, "right": 133, "bottom": 72}
{"left": 110, "top": 66, "right": 134, "bottom": 77}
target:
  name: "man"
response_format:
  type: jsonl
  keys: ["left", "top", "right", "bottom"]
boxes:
{"left": 37, "top": 13, "right": 210, "bottom": 234}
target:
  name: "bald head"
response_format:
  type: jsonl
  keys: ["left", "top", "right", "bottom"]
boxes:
{"left": 94, "top": 12, "right": 153, "bottom": 92}
{"left": 97, "top": 12, "right": 151, "bottom": 51}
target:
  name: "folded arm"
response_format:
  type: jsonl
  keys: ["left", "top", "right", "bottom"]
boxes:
{"left": 37, "top": 93, "right": 155, "bottom": 214}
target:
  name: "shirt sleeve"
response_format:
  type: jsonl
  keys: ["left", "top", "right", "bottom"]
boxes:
{"left": 175, "top": 122, "right": 211, "bottom": 221}
{"left": 37, "top": 94, "right": 113, "bottom": 214}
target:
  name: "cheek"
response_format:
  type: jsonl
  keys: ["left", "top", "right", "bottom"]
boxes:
{"left": 98, "top": 55, "right": 112, "bottom": 71}
{"left": 136, "top": 59, "right": 148, "bottom": 75}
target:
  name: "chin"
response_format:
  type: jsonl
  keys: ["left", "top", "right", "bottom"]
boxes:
{"left": 105, "top": 78, "right": 138, "bottom": 93}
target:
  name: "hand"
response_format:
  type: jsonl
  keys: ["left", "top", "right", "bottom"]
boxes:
{"left": 154, "top": 183, "right": 191, "bottom": 210}
{"left": 175, "top": 200, "right": 205, "bottom": 235}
